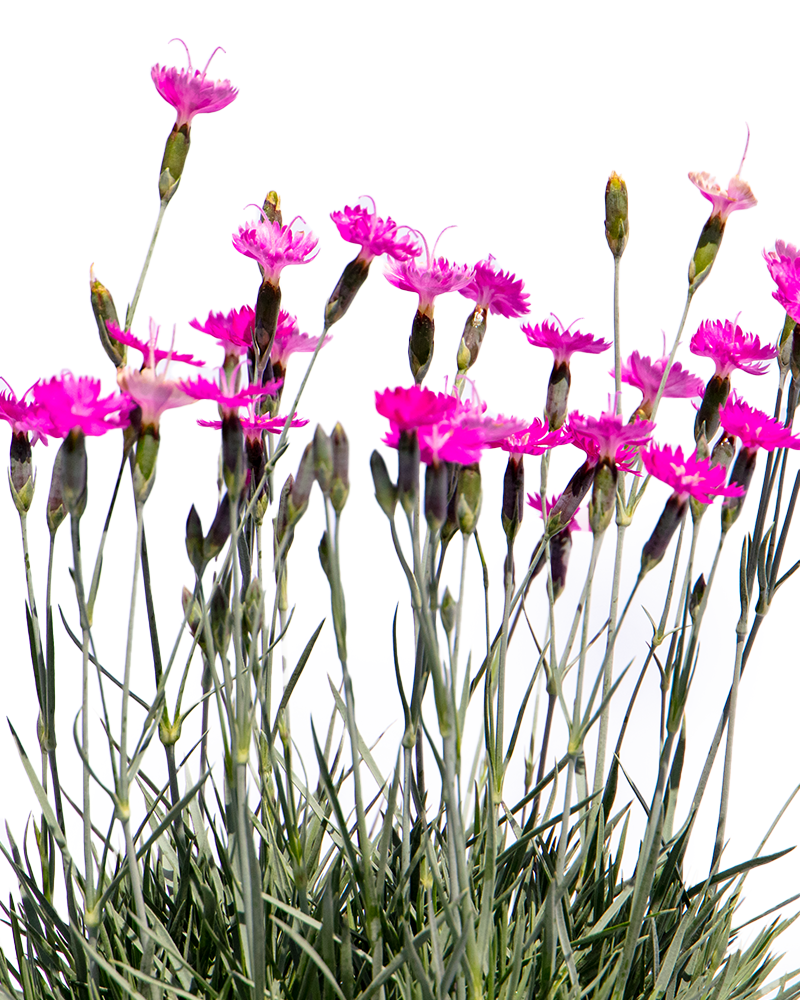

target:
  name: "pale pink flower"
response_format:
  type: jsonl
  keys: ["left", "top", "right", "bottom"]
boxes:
{"left": 34, "top": 373, "right": 131, "bottom": 438}
{"left": 115, "top": 323, "right": 197, "bottom": 428}
{"left": 330, "top": 197, "right": 420, "bottom": 263}
{"left": 522, "top": 315, "right": 610, "bottom": 365}
{"left": 384, "top": 229, "right": 473, "bottom": 312}
{"left": 688, "top": 131, "right": 756, "bottom": 221}
{"left": 189, "top": 306, "right": 255, "bottom": 357}
{"left": 718, "top": 397, "right": 800, "bottom": 452}
{"left": 271, "top": 312, "right": 331, "bottom": 370}
{"left": 642, "top": 443, "right": 744, "bottom": 503}
{"left": 619, "top": 351, "right": 704, "bottom": 412}
{"left": 108, "top": 320, "right": 203, "bottom": 368}
{"left": 459, "top": 255, "right": 530, "bottom": 318}
{"left": 152, "top": 40, "right": 238, "bottom": 128}
{"left": 233, "top": 212, "right": 319, "bottom": 284}
{"left": 764, "top": 243, "right": 800, "bottom": 324}
{"left": 690, "top": 318, "right": 776, "bottom": 378}
{"left": 568, "top": 407, "right": 654, "bottom": 467}
{"left": 0, "top": 381, "right": 53, "bottom": 444}
{"left": 499, "top": 420, "right": 569, "bottom": 457}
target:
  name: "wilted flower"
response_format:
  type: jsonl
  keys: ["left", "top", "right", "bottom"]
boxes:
{"left": 151, "top": 40, "right": 238, "bottom": 128}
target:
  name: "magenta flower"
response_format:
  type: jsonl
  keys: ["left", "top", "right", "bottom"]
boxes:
{"left": 271, "top": 312, "right": 331, "bottom": 370}
{"left": 199, "top": 411, "right": 308, "bottom": 441}
{"left": 33, "top": 373, "right": 131, "bottom": 438}
{"left": 718, "top": 397, "right": 800, "bottom": 452}
{"left": 384, "top": 229, "right": 473, "bottom": 312}
{"left": 689, "top": 318, "right": 776, "bottom": 378}
{"left": 330, "top": 197, "right": 420, "bottom": 263}
{"left": 522, "top": 316, "right": 610, "bottom": 365}
{"left": 375, "top": 385, "right": 458, "bottom": 431}
{"left": 152, "top": 40, "right": 238, "bottom": 128}
{"left": 764, "top": 242, "right": 800, "bottom": 324}
{"left": 459, "top": 255, "right": 530, "bottom": 318}
{"left": 108, "top": 320, "right": 204, "bottom": 368}
{"left": 0, "top": 381, "right": 53, "bottom": 444}
{"left": 619, "top": 351, "right": 704, "bottom": 417}
{"left": 568, "top": 407, "right": 654, "bottom": 468}
{"left": 180, "top": 367, "right": 282, "bottom": 417}
{"left": 497, "top": 419, "right": 568, "bottom": 457}
{"left": 190, "top": 305, "right": 255, "bottom": 357}
{"left": 642, "top": 443, "right": 744, "bottom": 503}
{"left": 233, "top": 212, "right": 320, "bottom": 284}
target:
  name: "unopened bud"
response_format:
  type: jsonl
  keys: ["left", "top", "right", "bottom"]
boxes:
{"left": 158, "top": 124, "right": 190, "bottom": 204}
{"left": 318, "top": 530, "right": 332, "bottom": 582}
{"left": 440, "top": 587, "right": 456, "bottom": 635}
{"left": 313, "top": 424, "right": 333, "bottom": 497}
{"left": 640, "top": 494, "right": 687, "bottom": 577}
{"left": 545, "top": 361, "right": 571, "bottom": 430}
{"left": 275, "top": 475, "right": 293, "bottom": 547}
{"left": 262, "top": 190, "right": 282, "bottom": 226}
{"left": 689, "top": 574, "right": 706, "bottom": 621}
{"left": 204, "top": 494, "right": 231, "bottom": 562}
{"left": 456, "top": 462, "right": 481, "bottom": 534}
{"left": 185, "top": 505, "right": 205, "bottom": 576}
{"left": 181, "top": 586, "right": 204, "bottom": 639}
{"left": 694, "top": 374, "right": 730, "bottom": 442}
{"left": 325, "top": 256, "right": 371, "bottom": 328}
{"left": 370, "top": 450, "right": 397, "bottom": 518}
{"left": 605, "top": 172, "right": 629, "bottom": 258}
{"left": 547, "top": 461, "right": 595, "bottom": 537}
{"left": 209, "top": 573, "right": 231, "bottom": 657}
{"left": 243, "top": 577, "right": 263, "bottom": 638}
{"left": 132, "top": 426, "right": 159, "bottom": 505}
{"left": 9, "top": 432, "right": 34, "bottom": 514}
{"left": 721, "top": 446, "right": 758, "bottom": 533}
{"left": 588, "top": 460, "right": 617, "bottom": 536}
{"left": 288, "top": 443, "right": 315, "bottom": 523}
{"left": 425, "top": 462, "right": 449, "bottom": 530}
{"left": 90, "top": 269, "right": 126, "bottom": 367}
{"left": 548, "top": 530, "right": 573, "bottom": 601}
{"left": 47, "top": 447, "right": 66, "bottom": 535}
{"left": 61, "top": 430, "right": 87, "bottom": 518}
{"left": 688, "top": 214, "right": 725, "bottom": 290}
{"left": 457, "top": 306, "right": 487, "bottom": 373}
{"left": 502, "top": 454, "right": 525, "bottom": 541}
{"left": 330, "top": 423, "right": 349, "bottom": 514}
{"left": 409, "top": 309, "right": 435, "bottom": 385}
{"left": 222, "top": 413, "right": 244, "bottom": 495}
{"left": 692, "top": 433, "right": 736, "bottom": 521}
{"left": 397, "top": 429, "right": 420, "bottom": 514}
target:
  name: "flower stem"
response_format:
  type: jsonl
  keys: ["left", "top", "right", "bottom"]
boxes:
{"left": 613, "top": 255, "right": 622, "bottom": 411}
{"left": 126, "top": 200, "right": 168, "bottom": 331}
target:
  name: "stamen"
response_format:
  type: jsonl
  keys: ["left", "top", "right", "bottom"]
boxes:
{"left": 168, "top": 38, "right": 193, "bottom": 71}
{"left": 202, "top": 46, "right": 226, "bottom": 76}
{"left": 737, "top": 123, "right": 751, "bottom": 176}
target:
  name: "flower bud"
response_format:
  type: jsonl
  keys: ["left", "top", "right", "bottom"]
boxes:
{"left": 397, "top": 429, "right": 420, "bottom": 514}
{"left": 132, "top": 426, "right": 159, "bottom": 506}
{"left": 181, "top": 586, "right": 206, "bottom": 651}
{"left": 243, "top": 577, "right": 263, "bottom": 639}
{"left": 721, "top": 446, "right": 758, "bottom": 533}
{"left": 456, "top": 462, "right": 481, "bottom": 535}
{"left": 688, "top": 214, "right": 725, "bottom": 290}
{"left": 318, "top": 530, "right": 332, "bottom": 583}
{"left": 691, "top": 433, "right": 736, "bottom": 521}
{"left": 588, "top": 459, "right": 617, "bottom": 536}
{"left": 370, "top": 450, "right": 397, "bottom": 518}
{"left": 204, "top": 494, "right": 232, "bottom": 563}
{"left": 325, "top": 256, "right": 371, "bottom": 329}
{"left": 61, "top": 430, "right": 87, "bottom": 518}
{"left": 548, "top": 530, "right": 573, "bottom": 601}
{"left": 689, "top": 574, "right": 706, "bottom": 621}
{"left": 9, "top": 432, "right": 34, "bottom": 515}
{"left": 605, "top": 172, "right": 629, "bottom": 258}
{"left": 640, "top": 494, "right": 687, "bottom": 577}
{"left": 47, "top": 447, "right": 66, "bottom": 535}
{"left": 288, "top": 443, "right": 315, "bottom": 523}
{"left": 440, "top": 587, "right": 456, "bottom": 636}
{"left": 456, "top": 306, "right": 488, "bottom": 374}
{"left": 159, "top": 711, "right": 182, "bottom": 747}
{"left": 546, "top": 461, "right": 595, "bottom": 537}
{"left": 158, "top": 124, "right": 190, "bottom": 204}
{"left": 222, "top": 413, "right": 244, "bottom": 495}
{"left": 424, "top": 462, "right": 449, "bottom": 530}
{"left": 409, "top": 309, "right": 435, "bottom": 385}
{"left": 545, "top": 361, "right": 571, "bottom": 430}
{"left": 262, "top": 190, "right": 282, "bottom": 226}
{"left": 274, "top": 475, "right": 293, "bottom": 548}
{"left": 502, "top": 454, "right": 525, "bottom": 542}
{"left": 313, "top": 424, "right": 333, "bottom": 497}
{"left": 185, "top": 505, "right": 205, "bottom": 576}
{"left": 330, "top": 423, "right": 349, "bottom": 514}
{"left": 254, "top": 280, "right": 282, "bottom": 370}
{"left": 90, "top": 269, "right": 126, "bottom": 367}
{"left": 694, "top": 374, "right": 730, "bottom": 442}
{"left": 209, "top": 572, "right": 231, "bottom": 657}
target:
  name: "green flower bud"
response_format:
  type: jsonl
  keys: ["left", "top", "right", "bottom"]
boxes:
{"left": 688, "top": 214, "right": 725, "bottom": 290}
{"left": 288, "top": 443, "right": 315, "bottom": 523}
{"left": 604, "top": 172, "right": 629, "bottom": 258}
{"left": 330, "top": 423, "right": 349, "bottom": 514}
{"left": 132, "top": 426, "right": 159, "bottom": 506}
{"left": 546, "top": 461, "right": 595, "bottom": 538}
{"left": 370, "top": 450, "right": 397, "bottom": 518}
{"left": 313, "top": 424, "right": 333, "bottom": 497}
{"left": 204, "top": 494, "right": 232, "bottom": 563}
{"left": 209, "top": 573, "right": 231, "bottom": 658}
{"left": 185, "top": 504, "right": 205, "bottom": 576}
{"left": 548, "top": 530, "right": 573, "bottom": 601}
{"left": 158, "top": 124, "right": 190, "bottom": 204}
{"left": 425, "top": 462, "right": 448, "bottom": 530}
{"left": 325, "top": 256, "right": 371, "bottom": 328}
{"left": 501, "top": 454, "right": 525, "bottom": 542}
{"left": 9, "top": 432, "right": 34, "bottom": 515}
{"left": 588, "top": 459, "right": 617, "bottom": 536}
{"left": 397, "top": 429, "right": 420, "bottom": 514}
{"left": 440, "top": 587, "right": 456, "bottom": 636}
{"left": 640, "top": 494, "right": 687, "bottom": 577}
{"left": 457, "top": 305, "right": 487, "bottom": 374}
{"left": 47, "top": 447, "right": 66, "bottom": 535}
{"left": 689, "top": 574, "right": 706, "bottom": 622}
{"left": 456, "top": 462, "right": 481, "bottom": 534}
{"left": 90, "top": 268, "right": 126, "bottom": 367}
{"left": 721, "top": 446, "right": 758, "bottom": 533}
{"left": 222, "top": 413, "right": 245, "bottom": 495}
{"left": 61, "top": 430, "right": 87, "bottom": 518}
{"left": 262, "top": 190, "right": 282, "bottom": 225}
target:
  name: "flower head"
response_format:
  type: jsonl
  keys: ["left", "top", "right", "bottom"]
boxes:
{"left": 115, "top": 323, "right": 198, "bottom": 428}
{"left": 0, "top": 381, "right": 53, "bottom": 444}
{"left": 330, "top": 197, "right": 421, "bottom": 263}
{"left": 497, "top": 418, "right": 569, "bottom": 457}
{"left": 718, "top": 397, "right": 800, "bottom": 452}
{"left": 690, "top": 318, "right": 776, "bottom": 378}
{"left": 233, "top": 212, "right": 319, "bottom": 284}
{"left": 271, "top": 312, "right": 331, "bottom": 369}
{"left": 459, "top": 256, "right": 530, "bottom": 318}
{"left": 33, "top": 373, "right": 131, "bottom": 438}
{"left": 190, "top": 305, "right": 255, "bottom": 357}
{"left": 619, "top": 350, "right": 704, "bottom": 413}
{"left": 764, "top": 243, "right": 800, "bottom": 324}
{"left": 199, "top": 409, "right": 308, "bottom": 442}
{"left": 151, "top": 40, "right": 238, "bottom": 128}
{"left": 180, "top": 366, "right": 282, "bottom": 417}
{"left": 642, "top": 443, "right": 744, "bottom": 503}
{"left": 108, "top": 320, "right": 203, "bottom": 368}
{"left": 688, "top": 132, "right": 756, "bottom": 221}
{"left": 375, "top": 385, "right": 458, "bottom": 431}
{"left": 523, "top": 315, "right": 610, "bottom": 365}
{"left": 384, "top": 229, "right": 473, "bottom": 312}
{"left": 568, "top": 406, "right": 654, "bottom": 468}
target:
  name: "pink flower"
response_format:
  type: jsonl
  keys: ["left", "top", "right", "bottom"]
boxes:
{"left": 199, "top": 410, "right": 308, "bottom": 441}
{"left": 527, "top": 491, "right": 585, "bottom": 532}
{"left": 189, "top": 306, "right": 254, "bottom": 357}
{"left": 108, "top": 320, "right": 204, "bottom": 368}
{"left": 151, "top": 40, "right": 238, "bottom": 128}
{"left": 233, "top": 212, "right": 319, "bottom": 284}
{"left": 180, "top": 367, "right": 282, "bottom": 417}
{"left": 522, "top": 315, "right": 610, "bottom": 365}
{"left": 764, "top": 243, "right": 800, "bottom": 324}
{"left": 718, "top": 397, "right": 800, "bottom": 452}
{"left": 271, "top": 312, "right": 331, "bottom": 370}
{"left": 330, "top": 197, "right": 421, "bottom": 263}
{"left": 375, "top": 385, "right": 458, "bottom": 431}
{"left": 33, "top": 373, "right": 131, "bottom": 438}
{"left": 619, "top": 351, "right": 704, "bottom": 413}
{"left": 384, "top": 229, "right": 473, "bottom": 312}
{"left": 689, "top": 318, "right": 776, "bottom": 378}
{"left": 642, "top": 443, "right": 744, "bottom": 503}
{"left": 568, "top": 406, "right": 654, "bottom": 467}
{"left": 459, "top": 255, "right": 530, "bottom": 318}
{"left": 115, "top": 323, "right": 198, "bottom": 428}
{"left": 497, "top": 419, "right": 568, "bottom": 456}
{"left": 688, "top": 131, "right": 756, "bottom": 221}
{"left": 448, "top": 384, "right": 527, "bottom": 443}
{"left": 0, "top": 381, "right": 53, "bottom": 444}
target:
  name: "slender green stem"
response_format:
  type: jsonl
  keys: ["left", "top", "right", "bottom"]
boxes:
{"left": 494, "top": 536, "right": 515, "bottom": 791}
{"left": 613, "top": 255, "right": 622, "bottom": 411}
{"left": 126, "top": 200, "right": 168, "bottom": 331}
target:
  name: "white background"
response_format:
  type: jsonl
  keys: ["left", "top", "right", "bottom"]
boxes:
{"left": 2, "top": 0, "right": 800, "bottom": 982}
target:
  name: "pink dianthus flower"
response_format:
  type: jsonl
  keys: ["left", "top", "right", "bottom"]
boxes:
{"left": 375, "top": 385, "right": 457, "bottom": 431}
{"left": 568, "top": 407, "right": 654, "bottom": 468}
{"left": 384, "top": 229, "right": 473, "bottom": 312}
{"left": 522, "top": 315, "right": 610, "bottom": 365}
{"left": 527, "top": 492, "right": 586, "bottom": 532}
{"left": 459, "top": 255, "right": 530, "bottom": 318}
{"left": 718, "top": 397, "right": 800, "bottom": 452}
{"left": 688, "top": 133, "right": 757, "bottom": 222}
{"left": 108, "top": 320, "right": 203, "bottom": 369}
{"left": 180, "top": 367, "right": 282, "bottom": 417}
{"left": 0, "top": 381, "right": 53, "bottom": 444}
{"left": 690, "top": 318, "right": 776, "bottom": 378}
{"left": 190, "top": 306, "right": 255, "bottom": 357}
{"left": 199, "top": 410, "right": 308, "bottom": 441}
{"left": 34, "top": 373, "right": 131, "bottom": 438}
{"left": 619, "top": 350, "right": 704, "bottom": 417}
{"left": 330, "top": 197, "right": 420, "bottom": 263}
{"left": 642, "top": 443, "right": 744, "bottom": 503}
{"left": 497, "top": 419, "right": 568, "bottom": 457}
{"left": 764, "top": 242, "right": 800, "bottom": 324}
{"left": 152, "top": 40, "right": 238, "bottom": 128}
{"left": 271, "top": 312, "right": 331, "bottom": 371}
{"left": 233, "top": 213, "right": 319, "bottom": 284}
